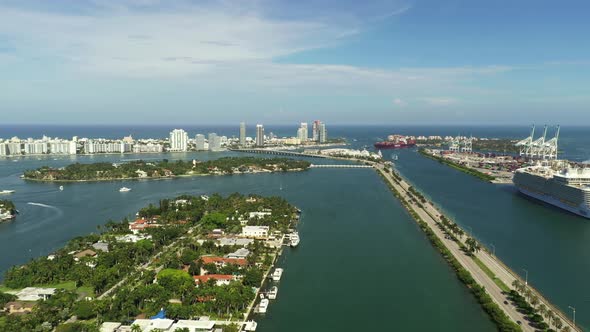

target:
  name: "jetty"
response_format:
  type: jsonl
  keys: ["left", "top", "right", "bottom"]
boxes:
{"left": 374, "top": 162, "right": 579, "bottom": 331}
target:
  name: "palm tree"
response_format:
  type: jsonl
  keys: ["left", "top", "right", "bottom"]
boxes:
{"left": 524, "top": 288, "right": 532, "bottom": 301}
{"left": 547, "top": 310, "right": 555, "bottom": 326}
{"left": 530, "top": 294, "right": 540, "bottom": 308}
{"left": 538, "top": 303, "right": 547, "bottom": 317}
{"left": 465, "top": 237, "right": 481, "bottom": 255}
{"left": 512, "top": 280, "right": 522, "bottom": 293}
{"left": 562, "top": 326, "right": 572, "bottom": 332}
{"left": 554, "top": 317, "right": 563, "bottom": 330}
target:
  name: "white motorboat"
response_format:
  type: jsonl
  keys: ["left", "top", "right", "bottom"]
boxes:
{"left": 119, "top": 187, "right": 131, "bottom": 192}
{"left": 290, "top": 232, "right": 300, "bottom": 247}
{"left": 267, "top": 286, "right": 278, "bottom": 300}
{"left": 271, "top": 268, "right": 283, "bottom": 282}
{"left": 0, "top": 190, "right": 15, "bottom": 195}
{"left": 244, "top": 321, "right": 258, "bottom": 331}
{"left": 257, "top": 298, "right": 269, "bottom": 313}
{"left": 59, "top": 186, "right": 64, "bottom": 191}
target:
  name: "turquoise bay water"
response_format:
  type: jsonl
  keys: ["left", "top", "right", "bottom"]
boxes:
{"left": 0, "top": 151, "right": 495, "bottom": 331}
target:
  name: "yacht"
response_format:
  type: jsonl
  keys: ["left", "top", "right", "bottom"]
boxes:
{"left": 267, "top": 286, "right": 278, "bottom": 300}
{"left": 271, "top": 268, "right": 283, "bottom": 282}
{"left": 257, "top": 298, "right": 269, "bottom": 313}
{"left": 119, "top": 187, "right": 131, "bottom": 192}
{"left": 0, "top": 190, "right": 15, "bottom": 195}
{"left": 290, "top": 232, "right": 300, "bottom": 247}
{"left": 243, "top": 321, "right": 258, "bottom": 331}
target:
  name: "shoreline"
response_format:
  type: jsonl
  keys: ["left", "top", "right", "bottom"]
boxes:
{"left": 21, "top": 169, "right": 308, "bottom": 183}
{"left": 418, "top": 148, "right": 498, "bottom": 182}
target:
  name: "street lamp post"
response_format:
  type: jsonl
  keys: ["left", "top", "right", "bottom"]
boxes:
{"left": 522, "top": 268, "right": 528, "bottom": 286}
{"left": 568, "top": 306, "right": 576, "bottom": 328}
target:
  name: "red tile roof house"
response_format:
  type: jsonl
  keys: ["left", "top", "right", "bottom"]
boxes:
{"left": 199, "top": 256, "right": 248, "bottom": 275}
{"left": 128, "top": 218, "right": 160, "bottom": 234}
{"left": 193, "top": 274, "right": 236, "bottom": 287}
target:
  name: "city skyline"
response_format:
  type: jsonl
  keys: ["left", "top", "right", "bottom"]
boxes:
{"left": 1, "top": 0, "right": 590, "bottom": 125}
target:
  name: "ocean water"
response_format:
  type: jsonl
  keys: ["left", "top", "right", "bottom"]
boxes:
{"left": 1, "top": 124, "right": 589, "bottom": 329}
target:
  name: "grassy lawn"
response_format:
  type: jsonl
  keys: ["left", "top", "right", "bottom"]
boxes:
{"left": 0, "top": 285, "right": 15, "bottom": 292}
{"left": 36, "top": 281, "right": 77, "bottom": 290}
{"left": 473, "top": 256, "right": 511, "bottom": 293}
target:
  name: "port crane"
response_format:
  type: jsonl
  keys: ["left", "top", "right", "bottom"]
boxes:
{"left": 515, "top": 125, "right": 559, "bottom": 160}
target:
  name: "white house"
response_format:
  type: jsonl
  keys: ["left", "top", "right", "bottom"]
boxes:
{"left": 241, "top": 225, "right": 269, "bottom": 238}
{"left": 249, "top": 211, "right": 271, "bottom": 219}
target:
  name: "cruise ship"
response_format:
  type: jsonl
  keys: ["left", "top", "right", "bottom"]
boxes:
{"left": 513, "top": 164, "right": 590, "bottom": 218}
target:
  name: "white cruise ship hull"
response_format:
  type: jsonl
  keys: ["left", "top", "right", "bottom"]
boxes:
{"left": 517, "top": 187, "right": 590, "bottom": 219}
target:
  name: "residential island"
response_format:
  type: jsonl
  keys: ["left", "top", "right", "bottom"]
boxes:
{"left": 0, "top": 193, "right": 300, "bottom": 332}
{"left": 22, "top": 157, "right": 311, "bottom": 182}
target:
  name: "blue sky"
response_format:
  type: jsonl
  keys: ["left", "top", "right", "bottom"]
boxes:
{"left": 1, "top": 0, "right": 589, "bottom": 125}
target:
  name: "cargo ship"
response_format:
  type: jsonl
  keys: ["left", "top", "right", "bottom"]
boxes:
{"left": 374, "top": 135, "right": 416, "bottom": 149}
{"left": 513, "top": 163, "right": 590, "bottom": 218}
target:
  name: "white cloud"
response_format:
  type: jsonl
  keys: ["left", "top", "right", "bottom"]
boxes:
{"left": 0, "top": 1, "right": 514, "bottom": 98}
{"left": 0, "top": 2, "right": 348, "bottom": 76}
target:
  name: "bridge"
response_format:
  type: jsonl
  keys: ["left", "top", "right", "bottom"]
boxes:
{"left": 229, "top": 148, "right": 329, "bottom": 159}
{"left": 310, "top": 164, "right": 373, "bottom": 168}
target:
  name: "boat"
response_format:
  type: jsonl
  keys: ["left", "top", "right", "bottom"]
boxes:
{"left": 0, "top": 190, "right": 15, "bottom": 195}
{"left": 271, "top": 268, "right": 283, "bottom": 282}
{"left": 513, "top": 163, "right": 590, "bottom": 218}
{"left": 374, "top": 135, "right": 416, "bottom": 149}
{"left": 59, "top": 186, "right": 64, "bottom": 191}
{"left": 257, "top": 298, "right": 269, "bottom": 313}
{"left": 244, "top": 321, "right": 258, "bottom": 331}
{"left": 119, "top": 187, "right": 131, "bottom": 192}
{"left": 290, "top": 232, "right": 300, "bottom": 247}
{"left": 267, "top": 286, "right": 278, "bottom": 300}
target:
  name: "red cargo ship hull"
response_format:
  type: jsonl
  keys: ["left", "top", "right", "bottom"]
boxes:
{"left": 374, "top": 141, "right": 416, "bottom": 149}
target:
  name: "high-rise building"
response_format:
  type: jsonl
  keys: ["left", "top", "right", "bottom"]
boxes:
{"left": 239, "top": 122, "right": 246, "bottom": 146}
{"left": 195, "top": 134, "right": 205, "bottom": 150}
{"left": 319, "top": 122, "right": 328, "bottom": 143}
{"left": 312, "top": 120, "right": 321, "bottom": 142}
{"left": 208, "top": 133, "right": 221, "bottom": 151}
{"left": 169, "top": 129, "right": 188, "bottom": 152}
{"left": 256, "top": 124, "right": 264, "bottom": 147}
{"left": 298, "top": 122, "right": 308, "bottom": 142}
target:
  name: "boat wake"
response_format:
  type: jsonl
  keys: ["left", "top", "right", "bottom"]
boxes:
{"left": 27, "top": 202, "right": 57, "bottom": 209}
{"left": 15, "top": 202, "right": 64, "bottom": 233}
